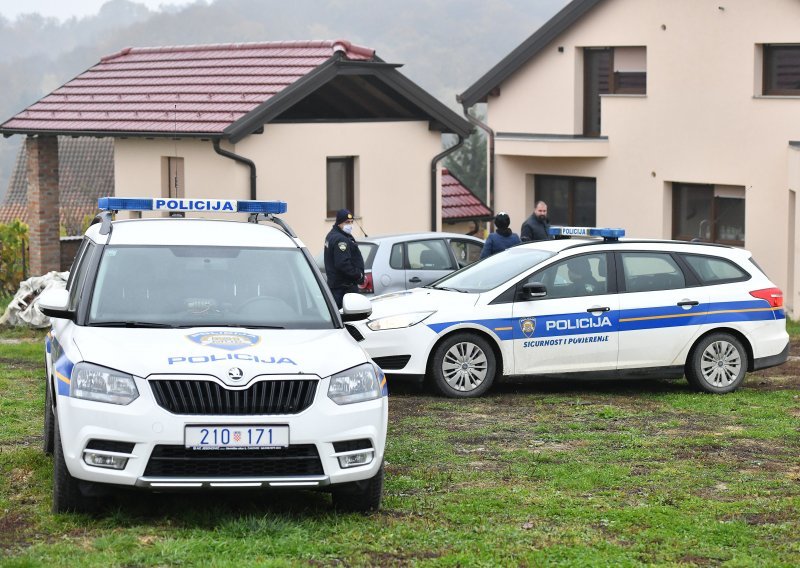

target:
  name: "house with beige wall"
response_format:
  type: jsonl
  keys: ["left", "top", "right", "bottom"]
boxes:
{"left": 0, "top": 40, "right": 471, "bottom": 274}
{"left": 459, "top": 0, "right": 800, "bottom": 316}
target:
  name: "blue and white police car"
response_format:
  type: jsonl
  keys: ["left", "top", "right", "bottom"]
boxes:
{"left": 38, "top": 197, "right": 388, "bottom": 513}
{"left": 353, "top": 227, "right": 789, "bottom": 398}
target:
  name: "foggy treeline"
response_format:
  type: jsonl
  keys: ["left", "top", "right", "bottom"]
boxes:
{"left": 0, "top": 0, "right": 569, "bottom": 201}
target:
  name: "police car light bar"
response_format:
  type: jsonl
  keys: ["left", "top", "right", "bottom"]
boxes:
{"left": 97, "top": 197, "right": 288, "bottom": 215}
{"left": 548, "top": 226, "right": 625, "bottom": 239}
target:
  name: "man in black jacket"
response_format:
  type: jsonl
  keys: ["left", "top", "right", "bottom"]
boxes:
{"left": 520, "top": 200, "right": 553, "bottom": 242}
{"left": 324, "top": 209, "right": 365, "bottom": 308}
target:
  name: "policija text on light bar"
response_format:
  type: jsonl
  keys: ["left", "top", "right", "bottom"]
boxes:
{"left": 96, "top": 197, "right": 288, "bottom": 215}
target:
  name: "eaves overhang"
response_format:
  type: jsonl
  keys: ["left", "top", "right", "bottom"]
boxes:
{"left": 458, "top": 0, "right": 604, "bottom": 108}
{"left": 225, "top": 58, "right": 473, "bottom": 143}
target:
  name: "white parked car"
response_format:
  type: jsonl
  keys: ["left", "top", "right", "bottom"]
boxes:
{"left": 40, "top": 197, "right": 388, "bottom": 513}
{"left": 353, "top": 227, "right": 789, "bottom": 398}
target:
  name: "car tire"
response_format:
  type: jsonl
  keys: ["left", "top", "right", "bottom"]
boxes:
{"left": 53, "top": 413, "right": 94, "bottom": 514}
{"left": 331, "top": 462, "right": 384, "bottom": 513}
{"left": 43, "top": 373, "right": 54, "bottom": 456}
{"left": 430, "top": 333, "right": 497, "bottom": 398}
{"left": 686, "top": 332, "right": 748, "bottom": 394}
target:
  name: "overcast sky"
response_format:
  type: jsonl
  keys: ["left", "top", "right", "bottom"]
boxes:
{"left": 0, "top": 0, "right": 197, "bottom": 21}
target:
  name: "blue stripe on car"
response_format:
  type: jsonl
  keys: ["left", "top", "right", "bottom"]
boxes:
{"left": 427, "top": 300, "right": 784, "bottom": 340}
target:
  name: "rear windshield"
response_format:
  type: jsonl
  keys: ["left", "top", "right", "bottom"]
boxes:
{"left": 89, "top": 245, "right": 334, "bottom": 329}
{"left": 358, "top": 243, "right": 379, "bottom": 269}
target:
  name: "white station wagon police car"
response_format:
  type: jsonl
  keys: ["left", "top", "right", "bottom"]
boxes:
{"left": 353, "top": 227, "right": 789, "bottom": 398}
{"left": 38, "top": 197, "right": 387, "bottom": 513}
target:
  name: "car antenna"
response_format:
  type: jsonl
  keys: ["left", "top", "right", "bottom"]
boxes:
{"left": 355, "top": 216, "right": 369, "bottom": 238}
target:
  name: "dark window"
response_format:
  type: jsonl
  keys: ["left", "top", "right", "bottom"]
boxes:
{"left": 584, "top": 48, "right": 611, "bottom": 136}
{"left": 672, "top": 183, "right": 745, "bottom": 246}
{"left": 681, "top": 254, "right": 749, "bottom": 285}
{"left": 326, "top": 157, "right": 354, "bottom": 218}
{"left": 535, "top": 175, "right": 596, "bottom": 226}
{"left": 764, "top": 45, "right": 800, "bottom": 95}
{"left": 584, "top": 47, "right": 646, "bottom": 135}
{"left": 530, "top": 253, "right": 608, "bottom": 299}
{"left": 390, "top": 243, "right": 404, "bottom": 270}
{"left": 620, "top": 252, "right": 686, "bottom": 293}
{"left": 68, "top": 241, "right": 96, "bottom": 311}
{"left": 407, "top": 240, "right": 454, "bottom": 271}
{"left": 449, "top": 239, "right": 483, "bottom": 268}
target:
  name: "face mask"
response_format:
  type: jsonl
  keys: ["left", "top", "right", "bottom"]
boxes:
{"left": 342, "top": 224, "right": 354, "bottom": 234}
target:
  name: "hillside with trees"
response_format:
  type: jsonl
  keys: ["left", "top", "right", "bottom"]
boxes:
{"left": 0, "top": 0, "right": 569, "bottom": 202}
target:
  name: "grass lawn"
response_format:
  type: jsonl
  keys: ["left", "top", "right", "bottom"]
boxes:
{"left": 0, "top": 326, "right": 798, "bottom": 566}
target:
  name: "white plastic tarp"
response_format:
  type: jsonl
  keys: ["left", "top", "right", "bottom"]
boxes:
{"left": 0, "top": 271, "right": 69, "bottom": 328}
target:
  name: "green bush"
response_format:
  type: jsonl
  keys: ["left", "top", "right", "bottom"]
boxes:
{"left": 0, "top": 220, "right": 29, "bottom": 294}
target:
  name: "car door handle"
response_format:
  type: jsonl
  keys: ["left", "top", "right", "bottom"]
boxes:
{"left": 409, "top": 277, "right": 422, "bottom": 283}
{"left": 677, "top": 300, "right": 699, "bottom": 307}
{"left": 586, "top": 306, "right": 610, "bottom": 313}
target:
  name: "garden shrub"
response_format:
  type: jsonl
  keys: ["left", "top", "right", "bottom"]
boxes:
{"left": 0, "top": 220, "right": 29, "bottom": 294}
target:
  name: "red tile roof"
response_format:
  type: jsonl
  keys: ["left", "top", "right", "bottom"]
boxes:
{"left": 441, "top": 168, "right": 492, "bottom": 221}
{"left": 1, "top": 40, "right": 374, "bottom": 136}
{"left": 0, "top": 137, "right": 113, "bottom": 234}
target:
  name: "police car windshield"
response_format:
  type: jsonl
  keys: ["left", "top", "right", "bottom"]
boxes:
{"left": 88, "top": 245, "right": 334, "bottom": 329}
{"left": 433, "top": 247, "right": 554, "bottom": 293}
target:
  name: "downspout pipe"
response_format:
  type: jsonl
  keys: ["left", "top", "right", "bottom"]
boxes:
{"left": 213, "top": 138, "right": 257, "bottom": 200}
{"left": 430, "top": 134, "right": 466, "bottom": 231}
{"left": 460, "top": 102, "right": 495, "bottom": 216}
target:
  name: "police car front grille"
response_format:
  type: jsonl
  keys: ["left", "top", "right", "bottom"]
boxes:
{"left": 149, "top": 379, "right": 318, "bottom": 415}
{"left": 144, "top": 444, "right": 323, "bottom": 477}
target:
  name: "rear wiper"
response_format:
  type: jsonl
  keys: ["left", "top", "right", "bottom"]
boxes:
{"left": 91, "top": 321, "right": 177, "bottom": 328}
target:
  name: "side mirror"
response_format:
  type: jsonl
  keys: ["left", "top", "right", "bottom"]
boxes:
{"left": 341, "top": 293, "right": 372, "bottom": 322}
{"left": 521, "top": 282, "right": 547, "bottom": 299}
{"left": 37, "top": 288, "right": 74, "bottom": 320}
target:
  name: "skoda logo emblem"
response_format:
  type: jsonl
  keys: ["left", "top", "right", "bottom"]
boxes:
{"left": 228, "top": 367, "right": 245, "bottom": 382}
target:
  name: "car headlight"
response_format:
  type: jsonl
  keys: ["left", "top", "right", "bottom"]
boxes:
{"left": 70, "top": 362, "right": 139, "bottom": 405}
{"left": 327, "top": 363, "right": 381, "bottom": 405}
{"left": 366, "top": 311, "right": 435, "bottom": 331}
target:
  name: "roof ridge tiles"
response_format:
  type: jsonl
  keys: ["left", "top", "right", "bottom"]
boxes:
{"left": 101, "top": 40, "right": 375, "bottom": 63}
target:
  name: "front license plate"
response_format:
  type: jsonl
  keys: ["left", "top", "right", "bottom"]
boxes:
{"left": 184, "top": 425, "right": 289, "bottom": 450}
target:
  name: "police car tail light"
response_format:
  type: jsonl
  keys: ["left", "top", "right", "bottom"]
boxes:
{"left": 71, "top": 362, "right": 139, "bottom": 405}
{"left": 750, "top": 287, "right": 783, "bottom": 308}
{"left": 358, "top": 272, "right": 374, "bottom": 294}
{"left": 327, "top": 363, "right": 381, "bottom": 405}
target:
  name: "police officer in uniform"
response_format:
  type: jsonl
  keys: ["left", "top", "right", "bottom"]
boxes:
{"left": 324, "top": 209, "right": 365, "bottom": 309}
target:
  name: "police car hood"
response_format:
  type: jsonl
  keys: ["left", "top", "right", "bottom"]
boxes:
{"left": 369, "top": 287, "right": 479, "bottom": 318}
{"left": 71, "top": 327, "right": 366, "bottom": 379}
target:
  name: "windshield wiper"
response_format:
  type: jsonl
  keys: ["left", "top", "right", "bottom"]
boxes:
{"left": 434, "top": 286, "right": 468, "bottom": 293}
{"left": 91, "top": 321, "right": 177, "bottom": 328}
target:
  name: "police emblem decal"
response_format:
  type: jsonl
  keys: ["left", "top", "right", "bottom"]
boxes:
{"left": 338, "top": 242, "right": 347, "bottom": 251}
{"left": 187, "top": 331, "right": 260, "bottom": 351}
{"left": 519, "top": 318, "right": 536, "bottom": 338}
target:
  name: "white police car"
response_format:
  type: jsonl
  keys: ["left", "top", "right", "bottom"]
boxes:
{"left": 353, "top": 227, "right": 789, "bottom": 398}
{"left": 38, "top": 197, "right": 388, "bottom": 513}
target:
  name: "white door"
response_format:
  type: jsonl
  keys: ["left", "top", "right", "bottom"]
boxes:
{"left": 616, "top": 251, "right": 708, "bottom": 369}
{"left": 512, "top": 252, "right": 619, "bottom": 375}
